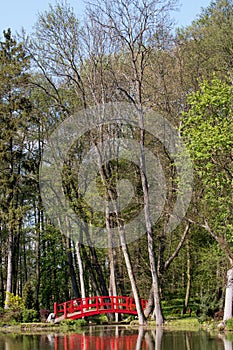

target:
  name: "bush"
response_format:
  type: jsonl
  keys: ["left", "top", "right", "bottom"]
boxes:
{"left": 2, "top": 293, "right": 39, "bottom": 324}
{"left": 193, "top": 295, "right": 221, "bottom": 322}
{"left": 39, "top": 309, "right": 50, "bottom": 321}
{"left": 74, "top": 319, "right": 88, "bottom": 327}
{"left": 22, "top": 309, "right": 39, "bottom": 323}
{"left": 60, "top": 318, "right": 88, "bottom": 329}
{"left": 22, "top": 282, "right": 35, "bottom": 310}
{"left": 225, "top": 318, "right": 233, "bottom": 331}
{"left": 4, "top": 292, "right": 24, "bottom": 311}
{"left": 1, "top": 309, "right": 22, "bottom": 323}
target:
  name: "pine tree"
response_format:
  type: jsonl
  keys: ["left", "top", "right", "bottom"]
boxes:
{"left": 0, "top": 29, "right": 32, "bottom": 308}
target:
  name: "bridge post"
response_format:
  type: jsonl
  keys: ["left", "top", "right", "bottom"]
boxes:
{"left": 95, "top": 296, "right": 99, "bottom": 311}
{"left": 128, "top": 297, "right": 131, "bottom": 310}
{"left": 99, "top": 296, "right": 104, "bottom": 309}
{"left": 70, "top": 300, "right": 73, "bottom": 313}
{"left": 54, "top": 302, "right": 57, "bottom": 316}
{"left": 111, "top": 296, "right": 114, "bottom": 311}
{"left": 64, "top": 302, "right": 67, "bottom": 319}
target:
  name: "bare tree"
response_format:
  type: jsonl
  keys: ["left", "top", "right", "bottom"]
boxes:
{"left": 86, "top": 0, "right": 177, "bottom": 325}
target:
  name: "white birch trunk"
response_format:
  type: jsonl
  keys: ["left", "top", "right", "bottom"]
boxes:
{"left": 4, "top": 231, "right": 13, "bottom": 309}
{"left": 75, "top": 242, "right": 86, "bottom": 300}
{"left": 107, "top": 205, "right": 118, "bottom": 322}
{"left": 223, "top": 267, "right": 233, "bottom": 321}
{"left": 119, "top": 229, "right": 146, "bottom": 325}
{"left": 138, "top": 112, "right": 164, "bottom": 326}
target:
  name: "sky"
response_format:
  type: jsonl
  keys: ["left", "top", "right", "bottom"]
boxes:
{"left": 0, "top": 0, "right": 212, "bottom": 36}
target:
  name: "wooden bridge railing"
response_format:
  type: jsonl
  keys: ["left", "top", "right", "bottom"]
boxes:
{"left": 54, "top": 296, "right": 147, "bottom": 320}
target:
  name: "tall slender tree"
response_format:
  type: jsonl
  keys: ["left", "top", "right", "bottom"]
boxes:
{"left": 0, "top": 29, "right": 32, "bottom": 308}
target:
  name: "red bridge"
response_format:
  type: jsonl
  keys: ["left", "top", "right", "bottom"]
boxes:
{"left": 53, "top": 296, "right": 147, "bottom": 323}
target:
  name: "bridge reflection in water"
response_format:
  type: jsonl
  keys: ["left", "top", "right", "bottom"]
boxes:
{"left": 54, "top": 334, "right": 143, "bottom": 350}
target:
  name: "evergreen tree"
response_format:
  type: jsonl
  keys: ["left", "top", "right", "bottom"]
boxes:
{"left": 0, "top": 29, "right": 32, "bottom": 308}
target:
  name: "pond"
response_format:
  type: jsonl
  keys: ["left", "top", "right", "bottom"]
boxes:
{"left": 0, "top": 326, "right": 232, "bottom": 350}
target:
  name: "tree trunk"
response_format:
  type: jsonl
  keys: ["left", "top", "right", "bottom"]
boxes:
{"left": 107, "top": 205, "right": 118, "bottom": 322}
{"left": 67, "top": 237, "right": 80, "bottom": 298}
{"left": 119, "top": 228, "right": 146, "bottom": 325}
{"left": 223, "top": 267, "right": 233, "bottom": 321}
{"left": 183, "top": 238, "right": 191, "bottom": 314}
{"left": 139, "top": 114, "right": 164, "bottom": 326}
{"left": 5, "top": 230, "right": 13, "bottom": 309}
{"left": 75, "top": 242, "right": 86, "bottom": 299}
{"left": 144, "top": 287, "right": 154, "bottom": 318}
{"left": 81, "top": 244, "right": 102, "bottom": 296}
{"left": 85, "top": 226, "right": 109, "bottom": 296}
{"left": 94, "top": 139, "right": 146, "bottom": 324}
{"left": 35, "top": 204, "right": 41, "bottom": 310}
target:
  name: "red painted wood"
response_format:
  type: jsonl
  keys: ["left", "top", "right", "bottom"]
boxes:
{"left": 54, "top": 296, "right": 147, "bottom": 321}
{"left": 54, "top": 333, "right": 150, "bottom": 350}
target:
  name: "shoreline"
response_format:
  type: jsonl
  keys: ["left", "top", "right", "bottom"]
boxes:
{"left": 0, "top": 317, "right": 229, "bottom": 334}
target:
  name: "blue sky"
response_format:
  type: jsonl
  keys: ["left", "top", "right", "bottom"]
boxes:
{"left": 0, "top": 0, "right": 211, "bottom": 36}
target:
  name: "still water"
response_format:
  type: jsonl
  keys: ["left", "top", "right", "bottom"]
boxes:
{"left": 0, "top": 326, "right": 232, "bottom": 350}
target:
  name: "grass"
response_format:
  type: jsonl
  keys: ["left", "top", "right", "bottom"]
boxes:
{"left": 164, "top": 317, "right": 201, "bottom": 330}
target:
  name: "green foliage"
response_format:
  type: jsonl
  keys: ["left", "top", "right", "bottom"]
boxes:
{"left": 0, "top": 28, "right": 31, "bottom": 230}
{"left": 182, "top": 77, "right": 233, "bottom": 236}
{"left": 3, "top": 293, "right": 39, "bottom": 324}
{"left": 21, "top": 309, "right": 39, "bottom": 323}
{"left": 1, "top": 0, "right": 233, "bottom": 325}
{"left": 194, "top": 295, "right": 221, "bottom": 322}
{"left": 4, "top": 292, "right": 24, "bottom": 311}
{"left": 225, "top": 318, "right": 233, "bottom": 331}
{"left": 0, "top": 310, "right": 22, "bottom": 324}
{"left": 176, "top": 0, "right": 233, "bottom": 82}
{"left": 39, "top": 225, "right": 70, "bottom": 310}
{"left": 22, "top": 281, "right": 35, "bottom": 310}
{"left": 182, "top": 78, "right": 232, "bottom": 164}
{"left": 60, "top": 318, "right": 88, "bottom": 330}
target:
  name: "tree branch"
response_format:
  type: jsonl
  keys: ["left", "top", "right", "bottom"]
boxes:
{"left": 164, "top": 222, "right": 190, "bottom": 271}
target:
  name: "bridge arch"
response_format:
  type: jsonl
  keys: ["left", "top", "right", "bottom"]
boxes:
{"left": 53, "top": 296, "right": 147, "bottom": 323}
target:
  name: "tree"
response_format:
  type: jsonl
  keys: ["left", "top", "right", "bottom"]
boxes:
{"left": 181, "top": 77, "right": 233, "bottom": 321}
{"left": 86, "top": 0, "right": 194, "bottom": 325}
{"left": 0, "top": 29, "right": 32, "bottom": 308}
{"left": 27, "top": 0, "right": 196, "bottom": 326}
{"left": 175, "top": 0, "right": 233, "bottom": 91}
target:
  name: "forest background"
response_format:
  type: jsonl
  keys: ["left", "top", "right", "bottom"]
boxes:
{"left": 0, "top": 0, "right": 232, "bottom": 325}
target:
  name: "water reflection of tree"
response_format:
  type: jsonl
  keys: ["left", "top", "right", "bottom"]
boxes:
{"left": 135, "top": 327, "right": 145, "bottom": 350}
{"left": 185, "top": 332, "right": 191, "bottom": 350}
{"left": 219, "top": 334, "right": 233, "bottom": 350}
{"left": 143, "top": 328, "right": 163, "bottom": 350}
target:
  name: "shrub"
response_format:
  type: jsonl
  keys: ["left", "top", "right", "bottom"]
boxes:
{"left": 2, "top": 293, "right": 39, "bottom": 324}
{"left": 1, "top": 308, "right": 22, "bottom": 323}
{"left": 22, "top": 282, "right": 35, "bottom": 310}
{"left": 22, "top": 309, "right": 39, "bottom": 323}
{"left": 226, "top": 318, "right": 233, "bottom": 331}
{"left": 60, "top": 318, "right": 88, "bottom": 329}
{"left": 4, "top": 292, "right": 24, "bottom": 311}
{"left": 39, "top": 309, "right": 50, "bottom": 321}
